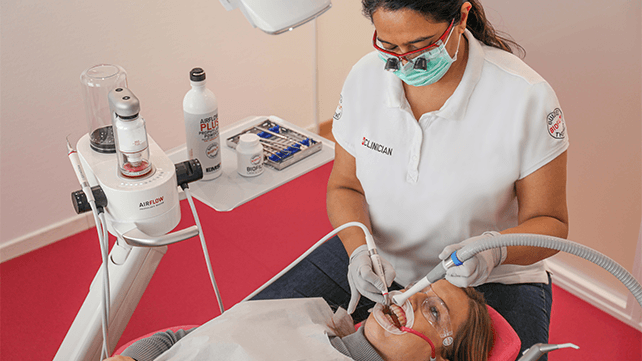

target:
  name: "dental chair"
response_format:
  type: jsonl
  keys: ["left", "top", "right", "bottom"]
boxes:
{"left": 486, "top": 305, "right": 521, "bottom": 360}
{"left": 114, "top": 305, "right": 520, "bottom": 360}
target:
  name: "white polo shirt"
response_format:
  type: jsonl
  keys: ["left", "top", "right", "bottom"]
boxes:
{"left": 332, "top": 30, "right": 569, "bottom": 286}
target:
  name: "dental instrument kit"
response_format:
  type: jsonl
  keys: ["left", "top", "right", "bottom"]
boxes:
{"left": 227, "top": 118, "right": 322, "bottom": 170}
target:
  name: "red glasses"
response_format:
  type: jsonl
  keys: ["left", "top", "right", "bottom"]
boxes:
{"left": 373, "top": 19, "right": 455, "bottom": 71}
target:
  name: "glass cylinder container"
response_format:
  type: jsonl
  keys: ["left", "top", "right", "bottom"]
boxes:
{"left": 80, "top": 64, "right": 128, "bottom": 153}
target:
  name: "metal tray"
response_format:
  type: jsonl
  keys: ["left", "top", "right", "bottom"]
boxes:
{"left": 226, "top": 117, "right": 323, "bottom": 170}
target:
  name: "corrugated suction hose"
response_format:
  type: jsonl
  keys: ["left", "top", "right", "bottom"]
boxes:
{"left": 455, "top": 234, "right": 642, "bottom": 307}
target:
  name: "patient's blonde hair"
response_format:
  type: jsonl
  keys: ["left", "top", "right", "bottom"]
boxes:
{"left": 441, "top": 287, "right": 494, "bottom": 361}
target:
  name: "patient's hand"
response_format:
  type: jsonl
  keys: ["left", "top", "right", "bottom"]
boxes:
{"left": 103, "top": 356, "right": 135, "bottom": 361}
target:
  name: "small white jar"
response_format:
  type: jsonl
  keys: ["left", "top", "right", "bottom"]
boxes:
{"left": 236, "top": 133, "right": 264, "bottom": 177}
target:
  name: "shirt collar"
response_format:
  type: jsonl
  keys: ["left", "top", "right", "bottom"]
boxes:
{"left": 385, "top": 29, "right": 484, "bottom": 121}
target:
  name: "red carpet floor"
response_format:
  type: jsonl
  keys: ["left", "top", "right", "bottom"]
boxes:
{"left": 1, "top": 162, "right": 641, "bottom": 360}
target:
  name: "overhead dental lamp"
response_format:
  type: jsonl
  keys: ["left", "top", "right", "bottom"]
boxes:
{"left": 219, "top": 0, "right": 332, "bottom": 35}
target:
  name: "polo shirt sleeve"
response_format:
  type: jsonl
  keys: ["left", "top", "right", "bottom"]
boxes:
{"left": 331, "top": 63, "right": 364, "bottom": 157}
{"left": 332, "top": 89, "right": 359, "bottom": 157}
{"left": 331, "top": 93, "right": 353, "bottom": 156}
{"left": 517, "top": 81, "right": 569, "bottom": 179}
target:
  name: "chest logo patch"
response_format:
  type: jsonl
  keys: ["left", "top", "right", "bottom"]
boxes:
{"left": 362, "top": 137, "right": 393, "bottom": 156}
{"left": 546, "top": 108, "right": 566, "bottom": 139}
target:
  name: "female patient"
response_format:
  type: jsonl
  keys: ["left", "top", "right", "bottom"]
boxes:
{"left": 105, "top": 280, "right": 493, "bottom": 361}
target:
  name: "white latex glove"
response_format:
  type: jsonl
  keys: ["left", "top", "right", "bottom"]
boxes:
{"left": 438, "top": 231, "right": 506, "bottom": 287}
{"left": 347, "top": 245, "right": 396, "bottom": 314}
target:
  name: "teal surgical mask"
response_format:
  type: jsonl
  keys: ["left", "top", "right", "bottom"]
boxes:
{"left": 374, "top": 21, "right": 462, "bottom": 87}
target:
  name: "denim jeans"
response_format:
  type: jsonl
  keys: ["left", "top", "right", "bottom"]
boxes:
{"left": 252, "top": 235, "right": 552, "bottom": 360}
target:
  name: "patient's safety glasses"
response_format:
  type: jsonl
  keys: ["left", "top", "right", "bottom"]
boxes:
{"left": 406, "top": 283, "right": 454, "bottom": 347}
{"left": 372, "top": 19, "right": 455, "bottom": 71}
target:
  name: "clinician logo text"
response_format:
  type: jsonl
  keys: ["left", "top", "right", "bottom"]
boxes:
{"left": 362, "top": 137, "right": 393, "bottom": 156}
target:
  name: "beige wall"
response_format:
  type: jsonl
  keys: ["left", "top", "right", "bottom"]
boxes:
{"left": 1, "top": 0, "right": 640, "bottom": 298}
{"left": 316, "top": 1, "right": 641, "bottom": 297}
{"left": 476, "top": 0, "right": 641, "bottom": 297}
{"left": 317, "top": 1, "right": 374, "bottom": 122}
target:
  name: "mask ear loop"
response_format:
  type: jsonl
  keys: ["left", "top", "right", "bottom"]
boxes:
{"left": 451, "top": 32, "right": 462, "bottom": 62}
{"left": 399, "top": 326, "right": 437, "bottom": 361}
{"left": 442, "top": 23, "right": 463, "bottom": 62}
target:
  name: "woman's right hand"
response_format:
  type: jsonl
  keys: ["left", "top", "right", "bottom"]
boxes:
{"left": 347, "top": 245, "right": 396, "bottom": 314}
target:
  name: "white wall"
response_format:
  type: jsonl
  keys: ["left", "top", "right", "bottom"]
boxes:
{"left": 0, "top": 0, "right": 317, "bottom": 248}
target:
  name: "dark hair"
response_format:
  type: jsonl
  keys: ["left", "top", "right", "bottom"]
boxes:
{"left": 441, "top": 287, "right": 494, "bottom": 361}
{"left": 362, "top": 0, "right": 525, "bottom": 57}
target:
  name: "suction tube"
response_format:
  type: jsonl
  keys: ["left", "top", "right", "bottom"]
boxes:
{"left": 393, "top": 234, "right": 642, "bottom": 308}
{"left": 392, "top": 263, "right": 447, "bottom": 306}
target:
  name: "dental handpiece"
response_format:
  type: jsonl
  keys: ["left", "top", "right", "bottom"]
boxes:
{"left": 518, "top": 343, "right": 579, "bottom": 361}
{"left": 364, "top": 233, "right": 390, "bottom": 305}
{"left": 66, "top": 137, "right": 95, "bottom": 203}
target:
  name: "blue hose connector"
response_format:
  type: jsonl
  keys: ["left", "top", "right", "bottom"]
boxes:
{"left": 450, "top": 252, "right": 464, "bottom": 266}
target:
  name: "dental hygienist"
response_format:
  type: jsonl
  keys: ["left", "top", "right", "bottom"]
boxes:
{"left": 254, "top": 0, "right": 569, "bottom": 359}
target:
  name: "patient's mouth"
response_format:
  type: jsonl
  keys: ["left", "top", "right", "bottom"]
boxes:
{"left": 373, "top": 291, "right": 414, "bottom": 334}
{"left": 384, "top": 303, "right": 406, "bottom": 329}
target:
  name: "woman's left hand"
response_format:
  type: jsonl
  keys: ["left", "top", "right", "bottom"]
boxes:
{"left": 438, "top": 231, "right": 505, "bottom": 287}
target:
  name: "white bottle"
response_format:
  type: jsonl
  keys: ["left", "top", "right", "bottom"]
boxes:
{"left": 236, "top": 133, "right": 264, "bottom": 177}
{"left": 183, "top": 68, "right": 222, "bottom": 180}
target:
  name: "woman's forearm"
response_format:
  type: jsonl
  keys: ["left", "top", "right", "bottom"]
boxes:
{"left": 326, "top": 185, "right": 373, "bottom": 257}
{"left": 326, "top": 143, "right": 375, "bottom": 257}
{"left": 500, "top": 215, "right": 569, "bottom": 265}
{"left": 499, "top": 151, "right": 569, "bottom": 266}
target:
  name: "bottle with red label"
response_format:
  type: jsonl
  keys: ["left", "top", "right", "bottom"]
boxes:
{"left": 183, "top": 67, "right": 222, "bottom": 180}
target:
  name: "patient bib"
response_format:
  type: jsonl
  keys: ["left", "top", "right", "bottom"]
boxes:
{"left": 154, "top": 298, "right": 354, "bottom": 361}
